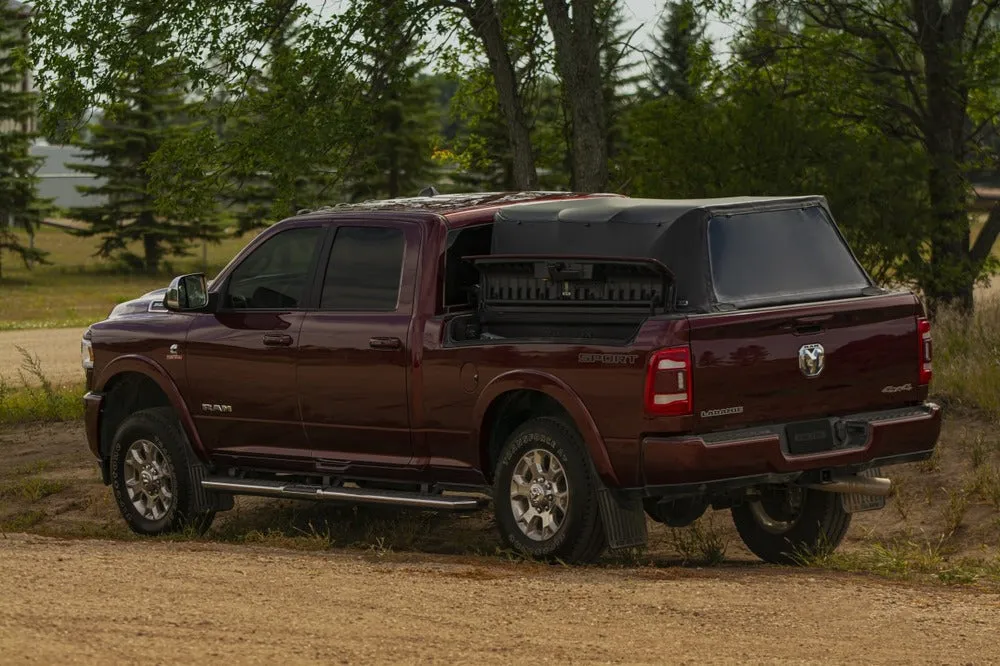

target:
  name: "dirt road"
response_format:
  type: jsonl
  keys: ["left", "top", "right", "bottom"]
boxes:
{"left": 0, "top": 534, "right": 997, "bottom": 664}
{"left": 0, "top": 328, "right": 86, "bottom": 387}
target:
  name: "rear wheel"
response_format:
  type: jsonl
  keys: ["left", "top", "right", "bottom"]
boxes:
{"left": 731, "top": 485, "right": 851, "bottom": 564}
{"left": 492, "top": 417, "right": 607, "bottom": 563}
{"left": 109, "top": 407, "right": 216, "bottom": 536}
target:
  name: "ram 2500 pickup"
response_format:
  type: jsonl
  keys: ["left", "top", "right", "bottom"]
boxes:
{"left": 81, "top": 191, "right": 941, "bottom": 564}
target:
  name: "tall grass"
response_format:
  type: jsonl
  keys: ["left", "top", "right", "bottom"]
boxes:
{"left": 0, "top": 347, "right": 83, "bottom": 424}
{"left": 933, "top": 298, "right": 1000, "bottom": 416}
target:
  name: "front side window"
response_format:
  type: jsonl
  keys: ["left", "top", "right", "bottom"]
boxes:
{"left": 320, "top": 226, "right": 405, "bottom": 311}
{"left": 225, "top": 226, "right": 324, "bottom": 309}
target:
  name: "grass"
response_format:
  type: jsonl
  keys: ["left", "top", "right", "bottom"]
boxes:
{"left": 800, "top": 537, "right": 1000, "bottom": 586}
{"left": 0, "top": 347, "right": 84, "bottom": 424}
{"left": 0, "top": 226, "right": 255, "bottom": 329}
{"left": 932, "top": 297, "right": 1000, "bottom": 417}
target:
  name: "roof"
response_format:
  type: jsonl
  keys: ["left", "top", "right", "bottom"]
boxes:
{"left": 495, "top": 195, "right": 828, "bottom": 227}
{"left": 297, "top": 191, "right": 618, "bottom": 228}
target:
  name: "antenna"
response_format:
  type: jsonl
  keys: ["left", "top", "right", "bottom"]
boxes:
{"left": 418, "top": 186, "right": 440, "bottom": 197}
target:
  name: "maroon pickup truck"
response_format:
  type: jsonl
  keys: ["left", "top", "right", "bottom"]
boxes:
{"left": 81, "top": 191, "right": 941, "bottom": 564}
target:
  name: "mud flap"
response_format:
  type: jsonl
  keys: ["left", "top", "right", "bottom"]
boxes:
{"left": 840, "top": 466, "right": 888, "bottom": 514}
{"left": 597, "top": 485, "right": 648, "bottom": 550}
{"left": 189, "top": 463, "right": 235, "bottom": 513}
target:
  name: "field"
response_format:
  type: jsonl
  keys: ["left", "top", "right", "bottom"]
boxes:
{"left": 0, "top": 226, "right": 254, "bottom": 330}
{"left": 4, "top": 225, "right": 1000, "bottom": 661}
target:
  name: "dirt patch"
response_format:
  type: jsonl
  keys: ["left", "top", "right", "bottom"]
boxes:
{"left": 1, "top": 412, "right": 999, "bottom": 567}
{"left": 0, "top": 533, "right": 998, "bottom": 664}
{"left": 0, "top": 328, "right": 87, "bottom": 387}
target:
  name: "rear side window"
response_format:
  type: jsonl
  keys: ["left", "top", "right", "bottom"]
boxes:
{"left": 708, "top": 206, "right": 870, "bottom": 308}
{"left": 321, "top": 226, "right": 405, "bottom": 310}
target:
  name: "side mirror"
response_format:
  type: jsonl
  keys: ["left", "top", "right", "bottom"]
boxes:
{"left": 164, "top": 273, "right": 209, "bottom": 312}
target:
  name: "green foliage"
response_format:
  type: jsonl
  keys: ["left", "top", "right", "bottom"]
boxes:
{"left": 647, "top": 0, "right": 715, "bottom": 100}
{"left": 0, "top": 1, "right": 50, "bottom": 278}
{"left": 67, "top": 29, "right": 226, "bottom": 274}
{"left": 343, "top": 1, "right": 441, "bottom": 200}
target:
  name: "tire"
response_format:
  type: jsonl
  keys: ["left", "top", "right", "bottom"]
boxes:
{"left": 492, "top": 416, "right": 607, "bottom": 564}
{"left": 731, "top": 485, "right": 851, "bottom": 564}
{"left": 109, "top": 406, "right": 216, "bottom": 536}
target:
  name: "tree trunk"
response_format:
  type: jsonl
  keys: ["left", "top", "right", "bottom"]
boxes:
{"left": 459, "top": 0, "right": 539, "bottom": 190}
{"left": 917, "top": 0, "right": 977, "bottom": 313}
{"left": 541, "top": 0, "right": 609, "bottom": 192}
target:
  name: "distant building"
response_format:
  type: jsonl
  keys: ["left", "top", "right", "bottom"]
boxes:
{"left": 31, "top": 140, "right": 108, "bottom": 210}
{"left": 0, "top": 0, "right": 35, "bottom": 135}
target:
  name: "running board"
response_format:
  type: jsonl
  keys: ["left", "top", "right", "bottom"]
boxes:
{"left": 201, "top": 477, "right": 487, "bottom": 511}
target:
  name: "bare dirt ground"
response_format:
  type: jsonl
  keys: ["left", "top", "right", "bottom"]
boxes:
{"left": 0, "top": 533, "right": 998, "bottom": 665}
{"left": 1, "top": 418, "right": 1000, "bottom": 662}
{"left": 0, "top": 328, "right": 87, "bottom": 387}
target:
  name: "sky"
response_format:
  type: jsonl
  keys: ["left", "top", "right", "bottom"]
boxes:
{"left": 302, "top": 0, "right": 739, "bottom": 56}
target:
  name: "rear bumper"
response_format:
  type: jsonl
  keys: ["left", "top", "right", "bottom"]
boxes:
{"left": 637, "top": 402, "right": 941, "bottom": 497}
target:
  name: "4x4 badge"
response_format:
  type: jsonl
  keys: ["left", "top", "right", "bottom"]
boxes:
{"left": 798, "top": 343, "right": 825, "bottom": 378}
{"left": 166, "top": 343, "right": 182, "bottom": 361}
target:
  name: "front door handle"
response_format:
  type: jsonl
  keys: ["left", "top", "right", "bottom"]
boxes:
{"left": 369, "top": 336, "right": 402, "bottom": 350}
{"left": 262, "top": 333, "right": 294, "bottom": 347}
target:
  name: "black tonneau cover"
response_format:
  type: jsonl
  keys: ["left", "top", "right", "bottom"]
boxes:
{"left": 491, "top": 195, "right": 872, "bottom": 312}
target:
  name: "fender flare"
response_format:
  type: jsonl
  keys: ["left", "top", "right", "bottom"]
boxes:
{"left": 94, "top": 355, "right": 209, "bottom": 463}
{"left": 472, "top": 369, "right": 620, "bottom": 487}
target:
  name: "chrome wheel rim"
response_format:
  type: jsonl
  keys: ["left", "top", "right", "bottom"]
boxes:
{"left": 749, "top": 487, "right": 803, "bottom": 535}
{"left": 509, "top": 449, "right": 570, "bottom": 541}
{"left": 123, "top": 439, "right": 175, "bottom": 521}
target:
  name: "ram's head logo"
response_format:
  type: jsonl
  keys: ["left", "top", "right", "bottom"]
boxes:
{"left": 798, "top": 343, "right": 825, "bottom": 379}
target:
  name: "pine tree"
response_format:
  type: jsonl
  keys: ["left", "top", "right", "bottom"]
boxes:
{"left": 68, "top": 56, "right": 218, "bottom": 273}
{"left": 597, "top": 0, "right": 644, "bottom": 176}
{"left": 648, "top": 0, "right": 714, "bottom": 100}
{"left": 345, "top": 1, "right": 439, "bottom": 201}
{"left": 0, "top": 0, "right": 48, "bottom": 279}
{"left": 224, "top": 0, "right": 319, "bottom": 232}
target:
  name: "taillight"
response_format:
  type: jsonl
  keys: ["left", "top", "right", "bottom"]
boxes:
{"left": 917, "top": 316, "right": 932, "bottom": 385}
{"left": 644, "top": 346, "right": 693, "bottom": 416}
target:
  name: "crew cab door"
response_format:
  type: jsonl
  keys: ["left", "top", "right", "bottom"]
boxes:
{"left": 296, "top": 221, "right": 419, "bottom": 475}
{"left": 184, "top": 223, "right": 327, "bottom": 459}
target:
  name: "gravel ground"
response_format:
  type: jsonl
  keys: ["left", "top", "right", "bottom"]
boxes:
{"left": 1, "top": 533, "right": 998, "bottom": 664}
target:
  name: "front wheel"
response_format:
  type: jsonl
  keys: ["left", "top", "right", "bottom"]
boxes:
{"left": 492, "top": 417, "right": 607, "bottom": 563}
{"left": 109, "top": 407, "right": 216, "bottom": 536}
{"left": 731, "top": 485, "right": 851, "bottom": 564}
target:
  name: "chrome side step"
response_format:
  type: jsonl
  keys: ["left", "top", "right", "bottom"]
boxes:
{"left": 201, "top": 477, "right": 487, "bottom": 511}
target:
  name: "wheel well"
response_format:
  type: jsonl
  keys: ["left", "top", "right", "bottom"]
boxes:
{"left": 99, "top": 372, "right": 172, "bottom": 458}
{"left": 479, "top": 390, "right": 573, "bottom": 482}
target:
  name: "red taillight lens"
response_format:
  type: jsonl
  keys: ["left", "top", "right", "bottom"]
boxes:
{"left": 917, "top": 316, "right": 932, "bottom": 385}
{"left": 644, "top": 346, "right": 693, "bottom": 416}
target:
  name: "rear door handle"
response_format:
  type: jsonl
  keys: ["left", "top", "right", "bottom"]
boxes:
{"left": 369, "top": 336, "right": 402, "bottom": 350}
{"left": 262, "top": 333, "right": 294, "bottom": 347}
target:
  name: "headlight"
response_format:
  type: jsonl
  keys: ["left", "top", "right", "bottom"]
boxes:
{"left": 81, "top": 336, "right": 94, "bottom": 370}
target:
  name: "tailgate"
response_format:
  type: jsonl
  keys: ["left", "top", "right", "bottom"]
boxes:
{"left": 687, "top": 292, "right": 925, "bottom": 432}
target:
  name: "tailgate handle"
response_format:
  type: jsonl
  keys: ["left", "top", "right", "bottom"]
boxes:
{"left": 794, "top": 323, "right": 823, "bottom": 335}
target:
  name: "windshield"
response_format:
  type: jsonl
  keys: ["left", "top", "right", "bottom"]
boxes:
{"left": 707, "top": 205, "right": 870, "bottom": 308}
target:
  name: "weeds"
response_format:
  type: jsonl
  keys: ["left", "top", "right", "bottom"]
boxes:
{"left": 0, "top": 478, "right": 67, "bottom": 502}
{"left": 666, "top": 514, "right": 729, "bottom": 565}
{"left": 933, "top": 299, "right": 1000, "bottom": 417}
{"left": 0, "top": 348, "right": 83, "bottom": 424}
{"left": 943, "top": 487, "right": 970, "bottom": 536}
{"left": 0, "top": 510, "right": 46, "bottom": 533}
